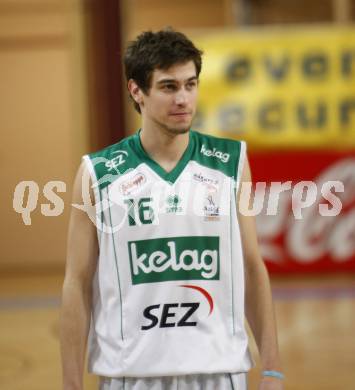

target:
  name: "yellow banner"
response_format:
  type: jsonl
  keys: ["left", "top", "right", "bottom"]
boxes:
{"left": 193, "top": 26, "right": 355, "bottom": 150}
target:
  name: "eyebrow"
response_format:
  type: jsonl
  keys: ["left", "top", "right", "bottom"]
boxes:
{"left": 156, "top": 76, "right": 198, "bottom": 85}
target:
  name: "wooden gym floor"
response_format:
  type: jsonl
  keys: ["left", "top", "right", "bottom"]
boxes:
{"left": 0, "top": 272, "right": 354, "bottom": 390}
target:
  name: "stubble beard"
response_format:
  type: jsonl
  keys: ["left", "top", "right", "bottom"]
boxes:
{"left": 166, "top": 126, "right": 190, "bottom": 135}
{"left": 155, "top": 116, "right": 193, "bottom": 137}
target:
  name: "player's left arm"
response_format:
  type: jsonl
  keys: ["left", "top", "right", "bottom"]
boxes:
{"left": 236, "top": 156, "right": 284, "bottom": 390}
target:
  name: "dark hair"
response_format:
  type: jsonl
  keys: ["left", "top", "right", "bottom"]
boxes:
{"left": 124, "top": 28, "right": 203, "bottom": 113}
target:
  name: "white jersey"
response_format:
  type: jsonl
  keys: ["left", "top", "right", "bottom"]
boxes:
{"left": 83, "top": 129, "right": 253, "bottom": 377}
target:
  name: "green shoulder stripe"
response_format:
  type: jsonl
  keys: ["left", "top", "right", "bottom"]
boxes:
{"left": 190, "top": 130, "right": 244, "bottom": 180}
{"left": 87, "top": 134, "right": 142, "bottom": 190}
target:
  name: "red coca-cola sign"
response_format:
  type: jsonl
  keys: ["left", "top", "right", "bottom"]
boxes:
{"left": 249, "top": 151, "right": 355, "bottom": 273}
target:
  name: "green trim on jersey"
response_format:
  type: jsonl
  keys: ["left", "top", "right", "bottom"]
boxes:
{"left": 88, "top": 135, "right": 143, "bottom": 191}
{"left": 190, "top": 130, "right": 241, "bottom": 180}
{"left": 87, "top": 129, "right": 243, "bottom": 189}
{"left": 107, "top": 187, "right": 124, "bottom": 341}
{"left": 229, "top": 180, "right": 236, "bottom": 336}
{"left": 133, "top": 130, "right": 194, "bottom": 183}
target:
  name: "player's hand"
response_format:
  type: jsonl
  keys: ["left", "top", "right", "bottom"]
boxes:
{"left": 258, "top": 376, "right": 284, "bottom": 390}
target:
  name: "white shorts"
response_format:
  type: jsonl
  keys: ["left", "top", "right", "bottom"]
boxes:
{"left": 99, "top": 372, "right": 247, "bottom": 390}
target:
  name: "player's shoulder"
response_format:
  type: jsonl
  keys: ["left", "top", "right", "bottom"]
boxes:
{"left": 190, "top": 130, "right": 246, "bottom": 178}
{"left": 83, "top": 132, "right": 141, "bottom": 190}
{"left": 87, "top": 133, "right": 135, "bottom": 161}
{"left": 191, "top": 129, "right": 244, "bottom": 151}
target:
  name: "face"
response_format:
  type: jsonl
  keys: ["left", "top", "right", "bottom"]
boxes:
{"left": 130, "top": 61, "right": 199, "bottom": 135}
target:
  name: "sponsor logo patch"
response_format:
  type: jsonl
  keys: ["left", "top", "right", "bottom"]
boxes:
{"left": 140, "top": 285, "right": 214, "bottom": 330}
{"left": 128, "top": 236, "right": 220, "bottom": 284}
{"left": 165, "top": 194, "right": 183, "bottom": 213}
{"left": 204, "top": 195, "right": 220, "bottom": 221}
{"left": 105, "top": 150, "right": 128, "bottom": 171}
{"left": 193, "top": 172, "right": 219, "bottom": 191}
{"left": 120, "top": 173, "right": 146, "bottom": 195}
{"left": 193, "top": 172, "right": 218, "bottom": 184}
{"left": 200, "top": 144, "right": 230, "bottom": 163}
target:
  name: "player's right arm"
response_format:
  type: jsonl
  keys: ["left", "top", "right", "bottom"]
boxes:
{"left": 60, "top": 161, "right": 98, "bottom": 390}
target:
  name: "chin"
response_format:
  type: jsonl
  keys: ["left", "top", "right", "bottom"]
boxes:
{"left": 167, "top": 127, "right": 190, "bottom": 135}
{"left": 167, "top": 121, "right": 192, "bottom": 135}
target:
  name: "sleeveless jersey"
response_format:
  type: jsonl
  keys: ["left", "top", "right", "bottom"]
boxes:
{"left": 83, "top": 130, "right": 253, "bottom": 377}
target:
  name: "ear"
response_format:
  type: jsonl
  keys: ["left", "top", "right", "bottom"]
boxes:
{"left": 127, "top": 79, "right": 144, "bottom": 106}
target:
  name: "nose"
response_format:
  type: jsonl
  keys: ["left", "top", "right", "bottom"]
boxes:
{"left": 174, "top": 89, "right": 188, "bottom": 106}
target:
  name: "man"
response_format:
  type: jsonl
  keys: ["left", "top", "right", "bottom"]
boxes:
{"left": 60, "top": 29, "right": 284, "bottom": 390}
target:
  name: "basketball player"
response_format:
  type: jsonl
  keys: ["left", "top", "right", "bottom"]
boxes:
{"left": 60, "top": 29, "right": 284, "bottom": 390}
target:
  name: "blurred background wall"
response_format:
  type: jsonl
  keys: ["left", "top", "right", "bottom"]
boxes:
{"left": 1, "top": 0, "right": 354, "bottom": 273}
{"left": 1, "top": 1, "right": 77, "bottom": 271}
{"left": 0, "top": 0, "right": 125, "bottom": 271}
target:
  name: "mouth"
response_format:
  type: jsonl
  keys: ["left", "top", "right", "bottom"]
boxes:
{"left": 169, "top": 112, "right": 191, "bottom": 117}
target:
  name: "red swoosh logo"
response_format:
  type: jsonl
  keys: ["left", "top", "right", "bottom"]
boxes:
{"left": 179, "top": 284, "right": 214, "bottom": 315}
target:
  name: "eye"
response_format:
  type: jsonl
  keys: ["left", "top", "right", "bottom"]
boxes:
{"left": 162, "top": 84, "right": 176, "bottom": 91}
{"left": 186, "top": 81, "right": 197, "bottom": 90}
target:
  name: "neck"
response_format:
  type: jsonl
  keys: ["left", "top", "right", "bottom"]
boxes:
{"left": 140, "top": 123, "right": 190, "bottom": 173}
